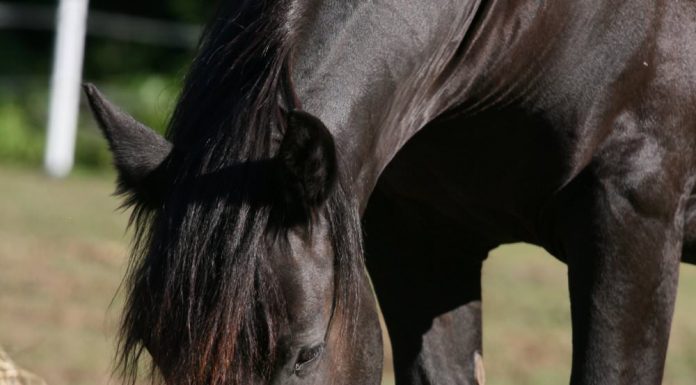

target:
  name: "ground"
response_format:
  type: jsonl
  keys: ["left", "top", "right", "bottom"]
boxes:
{"left": 1, "top": 165, "right": 696, "bottom": 385}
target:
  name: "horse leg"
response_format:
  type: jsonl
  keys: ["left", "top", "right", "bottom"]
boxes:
{"left": 364, "top": 186, "right": 489, "bottom": 385}
{"left": 377, "top": 267, "right": 485, "bottom": 385}
{"left": 681, "top": 190, "right": 696, "bottom": 264}
{"left": 550, "top": 166, "right": 690, "bottom": 385}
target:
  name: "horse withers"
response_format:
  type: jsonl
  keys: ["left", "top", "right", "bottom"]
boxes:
{"left": 86, "top": 0, "right": 696, "bottom": 384}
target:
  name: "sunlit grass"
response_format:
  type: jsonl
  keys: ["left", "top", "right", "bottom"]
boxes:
{"left": 1, "top": 165, "right": 695, "bottom": 384}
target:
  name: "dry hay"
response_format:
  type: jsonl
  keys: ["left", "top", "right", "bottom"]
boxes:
{"left": 0, "top": 348, "right": 46, "bottom": 385}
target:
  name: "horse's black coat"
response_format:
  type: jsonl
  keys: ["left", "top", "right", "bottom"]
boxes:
{"left": 87, "top": 0, "right": 696, "bottom": 384}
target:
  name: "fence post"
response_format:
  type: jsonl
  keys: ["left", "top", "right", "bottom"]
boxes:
{"left": 44, "top": 0, "right": 90, "bottom": 178}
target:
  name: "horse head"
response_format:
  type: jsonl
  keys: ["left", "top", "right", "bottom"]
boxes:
{"left": 84, "top": 83, "right": 382, "bottom": 385}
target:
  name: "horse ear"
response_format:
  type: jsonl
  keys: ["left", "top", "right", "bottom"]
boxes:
{"left": 276, "top": 110, "right": 337, "bottom": 213}
{"left": 83, "top": 83, "right": 173, "bottom": 206}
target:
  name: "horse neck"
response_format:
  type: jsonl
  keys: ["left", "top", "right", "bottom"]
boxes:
{"left": 291, "top": 0, "right": 484, "bottom": 208}
{"left": 291, "top": 0, "right": 662, "bottom": 209}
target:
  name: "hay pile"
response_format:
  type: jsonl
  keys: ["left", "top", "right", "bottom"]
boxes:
{"left": 0, "top": 348, "right": 46, "bottom": 385}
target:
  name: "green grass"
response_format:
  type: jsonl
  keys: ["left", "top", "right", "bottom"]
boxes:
{"left": 482, "top": 245, "right": 696, "bottom": 385}
{"left": 0, "top": 166, "right": 128, "bottom": 385}
{"left": 1, "top": 165, "right": 696, "bottom": 385}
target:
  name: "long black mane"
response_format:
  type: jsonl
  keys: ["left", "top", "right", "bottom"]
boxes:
{"left": 116, "top": 1, "right": 363, "bottom": 384}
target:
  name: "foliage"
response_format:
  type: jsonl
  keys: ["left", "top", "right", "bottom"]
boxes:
{"left": 0, "top": 0, "right": 206, "bottom": 170}
{"left": 0, "top": 75, "right": 180, "bottom": 170}
{"left": 0, "top": 81, "right": 47, "bottom": 167}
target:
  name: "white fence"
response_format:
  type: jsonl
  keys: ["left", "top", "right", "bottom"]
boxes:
{"left": 44, "top": 0, "right": 89, "bottom": 178}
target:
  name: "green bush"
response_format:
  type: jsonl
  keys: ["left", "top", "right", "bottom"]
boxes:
{"left": 0, "top": 81, "right": 48, "bottom": 167}
{"left": 0, "top": 75, "right": 181, "bottom": 171}
{"left": 0, "top": 102, "right": 44, "bottom": 166}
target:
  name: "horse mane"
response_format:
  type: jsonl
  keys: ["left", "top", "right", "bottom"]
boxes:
{"left": 115, "top": 1, "right": 363, "bottom": 384}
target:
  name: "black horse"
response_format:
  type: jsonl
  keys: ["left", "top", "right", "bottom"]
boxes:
{"left": 85, "top": 0, "right": 696, "bottom": 384}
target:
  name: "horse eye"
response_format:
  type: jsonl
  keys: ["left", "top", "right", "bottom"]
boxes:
{"left": 293, "top": 344, "right": 324, "bottom": 374}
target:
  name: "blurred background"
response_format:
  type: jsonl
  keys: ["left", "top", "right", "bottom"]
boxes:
{"left": 1, "top": 1, "right": 696, "bottom": 385}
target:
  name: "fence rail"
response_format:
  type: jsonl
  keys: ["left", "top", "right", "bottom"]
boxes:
{"left": 0, "top": 2, "right": 200, "bottom": 48}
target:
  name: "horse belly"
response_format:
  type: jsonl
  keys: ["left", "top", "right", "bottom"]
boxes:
{"left": 376, "top": 109, "right": 570, "bottom": 246}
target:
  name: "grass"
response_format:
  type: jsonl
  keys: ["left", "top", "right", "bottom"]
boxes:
{"left": 0, "top": 166, "right": 128, "bottom": 385}
{"left": 1, "top": 164, "right": 696, "bottom": 385}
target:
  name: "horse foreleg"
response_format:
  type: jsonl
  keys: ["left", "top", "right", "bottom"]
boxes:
{"left": 681, "top": 192, "right": 696, "bottom": 264}
{"left": 364, "top": 187, "right": 489, "bottom": 385}
{"left": 371, "top": 256, "right": 485, "bottom": 385}
{"left": 552, "top": 168, "right": 688, "bottom": 385}
{"left": 383, "top": 300, "right": 485, "bottom": 385}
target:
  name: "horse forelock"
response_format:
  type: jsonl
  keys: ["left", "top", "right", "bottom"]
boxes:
{"left": 118, "top": 184, "right": 362, "bottom": 385}
{"left": 115, "top": 1, "right": 364, "bottom": 384}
